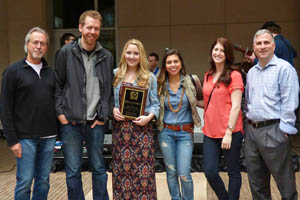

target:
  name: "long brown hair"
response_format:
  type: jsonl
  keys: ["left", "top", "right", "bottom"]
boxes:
{"left": 207, "top": 37, "right": 239, "bottom": 86}
{"left": 157, "top": 49, "right": 187, "bottom": 94}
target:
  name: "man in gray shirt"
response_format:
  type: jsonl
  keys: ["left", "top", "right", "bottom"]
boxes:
{"left": 55, "top": 10, "right": 114, "bottom": 200}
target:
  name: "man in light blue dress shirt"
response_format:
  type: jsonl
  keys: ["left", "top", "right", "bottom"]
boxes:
{"left": 245, "top": 29, "right": 298, "bottom": 200}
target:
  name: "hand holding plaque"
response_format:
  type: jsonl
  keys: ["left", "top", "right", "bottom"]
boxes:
{"left": 120, "top": 85, "right": 148, "bottom": 120}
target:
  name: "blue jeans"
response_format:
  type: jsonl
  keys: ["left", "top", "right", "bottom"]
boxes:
{"left": 15, "top": 137, "right": 56, "bottom": 200}
{"left": 203, "top": 132, "right": 243, "bottom": 200}
{"left": 60, "top": 123, "right": 108, "bottom": 200}
{"left": 159, "top": 128, "right": 194, "bottom": 200}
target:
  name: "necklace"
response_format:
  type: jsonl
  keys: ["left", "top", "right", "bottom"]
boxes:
{"left": 167, "top": 87, "right": 185, "bottom": 113}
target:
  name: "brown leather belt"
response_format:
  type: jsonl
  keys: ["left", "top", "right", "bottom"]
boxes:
{"left": 164, "top": 123, "right": 194, "bottom": 134}
{"left": 248, "top": 119, "right": 280, "bottom": 128}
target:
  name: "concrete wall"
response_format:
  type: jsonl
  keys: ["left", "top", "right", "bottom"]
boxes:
{"left": 0, "top": 0, "right": 299, "bottom": 78}
{"left": 117, "top": 0, "right": 300, "bottom": 77}
{"left": 0, "top": 0, "right": 50, "bottom": 75}
{"left": 0, "top": 0, "right": 299, "bottom": 151}
{"left": 0, "top": 0, "right": 9, "bottom": 72}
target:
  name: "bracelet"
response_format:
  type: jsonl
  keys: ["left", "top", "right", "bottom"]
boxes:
{"left": 227, "top": 125, "right": 235, "bottom": 132}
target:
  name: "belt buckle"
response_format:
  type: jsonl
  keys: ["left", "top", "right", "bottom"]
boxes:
{"left": 254, "top": 121, "right": 259, "bottom": 128}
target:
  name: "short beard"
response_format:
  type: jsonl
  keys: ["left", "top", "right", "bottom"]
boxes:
{"left": 32, "top": 52, "right": 43, "bottom": 59}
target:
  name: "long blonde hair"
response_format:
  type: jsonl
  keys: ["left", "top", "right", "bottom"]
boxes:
{"left": 113, "top": 39, "right": 151, "bottom": 88}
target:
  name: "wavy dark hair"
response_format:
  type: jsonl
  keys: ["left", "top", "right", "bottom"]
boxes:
{"left": 157, "top": 49, "right": 187, "bottom": 94}
{"left": 207, "top": 37, "right": 239, "bottom": 86}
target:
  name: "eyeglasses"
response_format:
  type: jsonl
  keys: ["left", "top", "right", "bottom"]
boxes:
{"left": 30, "top": 40, "right": 47, "bottom": 47}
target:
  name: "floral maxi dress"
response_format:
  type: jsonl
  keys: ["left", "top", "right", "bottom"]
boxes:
{"left": 112, "top": 82, "right": 157, "bottom": 200}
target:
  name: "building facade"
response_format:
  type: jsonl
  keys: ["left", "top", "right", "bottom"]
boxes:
{"left": 0, "top": 0, "right": 299, "bottom": 77}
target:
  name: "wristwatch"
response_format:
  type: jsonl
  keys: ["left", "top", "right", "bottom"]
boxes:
{"left": 227, "top": 125, "right": 235, "bottom": 132}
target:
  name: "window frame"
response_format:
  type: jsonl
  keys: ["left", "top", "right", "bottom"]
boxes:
{"left": 50, "top": 0, "right": 118, "bottom": 66}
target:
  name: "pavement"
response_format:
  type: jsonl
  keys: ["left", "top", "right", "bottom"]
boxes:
{"left": 2, "top": 138, "right": 300, "bottom": 199}
{"left": 0, "top": 138, "right": 207, "bottom": 199}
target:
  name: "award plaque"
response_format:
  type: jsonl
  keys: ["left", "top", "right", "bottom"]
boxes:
{"left": 120, "top": 85, "right": 148, "bottom": 120}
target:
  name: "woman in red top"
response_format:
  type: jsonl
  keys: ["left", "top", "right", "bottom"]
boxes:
{"left": 200, "top": 37, "right": 244, "bottom": 200}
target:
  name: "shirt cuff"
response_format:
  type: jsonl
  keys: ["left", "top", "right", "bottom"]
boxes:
{"left": 114, "top": 103, "right": 120, "bottom": 108}
{"left": 279, "top": 120, "right": 298, "bottom": 134}
{"left": 4, "top": 130, "right": 19, "bottom": 147}
{"left": 146, "top": 108, "right": 159, "bottom": 119}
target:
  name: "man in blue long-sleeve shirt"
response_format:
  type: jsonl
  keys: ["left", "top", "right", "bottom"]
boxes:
{"left": 261, "top": 21, "right": 297, "bottom": 66}
{"left": 245, "top": 29, "right": 298, "bottom": 200}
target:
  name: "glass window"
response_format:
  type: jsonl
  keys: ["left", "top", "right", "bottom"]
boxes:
{"left": 52, "top": 0, "right": 116, "bottom": 63}
{"left": 53, "top": 0, "right": 115, "bottom": 29}
{"left": 98, "top": 30, "right": 116, "bottom": 60}
{"left": 53, "top": 0, "right": 94, "bottom": 29}
{"left": 98, "top": 0, "right": 115, "bottom": 27}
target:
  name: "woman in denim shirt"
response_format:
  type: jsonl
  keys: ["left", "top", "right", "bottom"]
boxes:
{"left": 112, "top": 39, "right": 160, "bottom": 200}
{"left": 157, "top": 49, "right": 201, "bottom": 200}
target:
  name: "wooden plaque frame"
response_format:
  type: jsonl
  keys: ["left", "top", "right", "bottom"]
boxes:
{"left": 120, "top": 85, "right": 148, "bottom": 120}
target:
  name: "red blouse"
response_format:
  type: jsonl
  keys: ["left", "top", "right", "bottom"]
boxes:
{"left": 202, "top": 70, "right": 244, "bottom": 138}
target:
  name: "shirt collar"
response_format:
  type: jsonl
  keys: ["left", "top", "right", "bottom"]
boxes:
{"left": 167, "top": 74, "right": 184, "bottom": 90}
{"left": 153, "top": 66, "right": 159, "bottom": 75}
{"left": 23, "top": 57, "right": 48, "bottom": 68}
{"left": 255, "top": 54, "right": 277, "bottom": 70}
{"left": 78, "top": 38, "right": 103, "bottom": 53}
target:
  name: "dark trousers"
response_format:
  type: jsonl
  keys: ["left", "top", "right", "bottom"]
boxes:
{"left": 245, "top": 122, "right": 298, "bottom": 200}
{"left": 203, "top": 132, "right": 243, "bottom": 200}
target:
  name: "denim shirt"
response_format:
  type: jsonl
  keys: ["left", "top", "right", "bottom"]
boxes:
{"left": 163, "top": 77, "right": 193, "bottom": 124}
{"left": 113, "top": 69, "right": 160, "bottom": 119}
{"left": 157, "top": 74, "right": 201, "bottom": 131}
